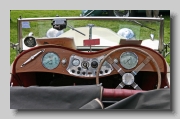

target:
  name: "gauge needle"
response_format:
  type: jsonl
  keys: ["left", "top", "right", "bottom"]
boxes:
{"left": 83, "top": 63, "right": 88, "bottom": 69}
{"left": 125, "top": 58, "right": 131, "bottom": 64}
{"left": 46, "top": 60, "right": 52, "bottom": 64}
{"left": 46, "top": 60, "right": 50, "bottom": 64}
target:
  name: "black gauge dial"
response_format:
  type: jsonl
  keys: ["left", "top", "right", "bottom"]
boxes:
{"left": 24, "top": 36, "right": 36, "bottom": 47}
{"left": 91, "top": 61, "right": 98, "bottom": 68}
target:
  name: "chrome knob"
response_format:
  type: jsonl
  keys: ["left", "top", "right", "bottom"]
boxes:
{"left": 114, "top": 59, "right": 118, "bottom": 64}
{"left": 61, "top": 58, "right": 67, "bottom": 65}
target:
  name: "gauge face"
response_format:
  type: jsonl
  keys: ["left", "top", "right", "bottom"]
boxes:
{"left": 72, "top": 59, "right": 80, "bottom": 66}
{"left": 24, "top": 36, "right": 36, "bottom": 47}
{"left": 120, "top": 52, "right": 138, "bottom": 69}
{"left": 81, "top": 61, "right": 89, "bottom": 69}
{"left": 91, "top": 60, "right": 98, "bottom": 68}
{"left": 42, "top": 52, "right": 60, "bottom": 70}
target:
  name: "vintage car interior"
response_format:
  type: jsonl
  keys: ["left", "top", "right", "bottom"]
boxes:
{"left": 10, "top": 16, "right": 170, "bottom": 109}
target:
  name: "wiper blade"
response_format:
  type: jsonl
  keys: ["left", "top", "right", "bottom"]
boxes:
{"left": 132, "top": 20, "right": 156, "bottom": 31}
{"left": 124, "top": 19, "right": 156, "bottom": 31}
{"left": 67, "top": 24, "right": 86, "bottom": 36}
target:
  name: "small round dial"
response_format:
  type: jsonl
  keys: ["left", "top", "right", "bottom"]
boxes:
{"left": 24, "top": 36, "right": 36, "bottom": 47}
{"left": 120, "top": 51, "right": 138, "bottom": 69}
{"left": 81, "top": 61, "right": 89, "bottom": 69}
{"left": 42, "top": 52, "right": 60, "bottom": 70}
{"left": 91, "top": 61, "right": 98, "bottom": 68}
{"left": 72, "top": 59, "right": 80, "bottom": 66}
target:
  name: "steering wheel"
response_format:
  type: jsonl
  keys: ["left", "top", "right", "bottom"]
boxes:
{"left": 96, "top": 47, "right": 161, "bottom": 90}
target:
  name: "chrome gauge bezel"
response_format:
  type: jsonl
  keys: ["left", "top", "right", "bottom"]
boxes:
{"left": 72, "top": 59, "right": 80, "bottom": 66}
{"left": 120, "top": 51, "right": 138, "bottom": 70}
{"left": 42, "top": 52, "right": 60, "bottom": 70}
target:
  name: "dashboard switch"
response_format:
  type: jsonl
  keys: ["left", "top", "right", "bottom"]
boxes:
{"left": 71, "top": 69, "right": 75, "bottom": 73}
{"left": 77, "top": 71, "right": 80, "bottom": 74}
{"left": 105, "top": 70, "right": 108, "bottom": 73}
{"left": 78, "top": 67, "right": 81, "bottom": 71}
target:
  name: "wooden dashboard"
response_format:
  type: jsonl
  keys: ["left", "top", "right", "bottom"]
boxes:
{"left": 13, "top": 44, "right": 167, "bottom": 79}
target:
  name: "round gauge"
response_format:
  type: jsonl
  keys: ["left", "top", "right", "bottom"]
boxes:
{"left": 120, "top": 51, "right": 138, "bottom": 69}
{"left": 24, "top": 36, "right": 36, "bottom": 47}
{"left": 42, "top": 52, "right": 60, "bottom": 70}
{"left": 72, "top": 59, "right": 80, "bottom": 66}
{"left": 81, "top": 61, "right": 89, "bottom": 69}
{"left": 91, "top": 60, "right": 98, "bottom": 68}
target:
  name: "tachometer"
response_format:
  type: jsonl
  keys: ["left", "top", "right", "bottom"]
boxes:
{"left": 120, "top": 51, "right": 138, "bottom": 69}
{"left": 42, "top": 52, "right": 60, "bottom": 70}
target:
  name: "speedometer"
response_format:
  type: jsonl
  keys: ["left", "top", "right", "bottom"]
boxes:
{"left": 120, "top": 51, "right": 138, "bottom": 69}
{"left": 42, "top": 52, "right": 60, "bottom": 70}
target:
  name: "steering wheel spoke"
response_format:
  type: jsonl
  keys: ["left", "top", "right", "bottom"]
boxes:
{"left": 106, "top": 56, "right": 125, "bottom": 76}
{"left": 131, "top": 82, "right": 142, "bottom": 90}
{"left": 116, "top": 82, "right": 125, "bottom": 89}
{"left": 131, "top": 56, "right": 151, "bottom": 76}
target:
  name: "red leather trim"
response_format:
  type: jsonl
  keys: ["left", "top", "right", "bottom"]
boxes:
{"left": 103, "top": 88, "right": 145, "bottom": 98}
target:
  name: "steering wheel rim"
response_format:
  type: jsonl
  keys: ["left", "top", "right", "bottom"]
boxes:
{"left": 96, "top": 47, "right": 161, "bottom": 89}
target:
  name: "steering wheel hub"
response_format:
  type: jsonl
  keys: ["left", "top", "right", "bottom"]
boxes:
{"left": 122, "top": 73, "right": 134, "bottom": 85}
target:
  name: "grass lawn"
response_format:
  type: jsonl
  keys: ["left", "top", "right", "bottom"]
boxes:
{"left": 10, "top": 10, "right": 170, "bottom": 65}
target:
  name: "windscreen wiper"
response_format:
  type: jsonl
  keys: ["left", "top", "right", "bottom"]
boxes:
{"left": 52, "top": 18, "right": 86, "bottom": 36}
{"left": 67, "top": 24, "right": 86, "bottom": 36}
{"left": 125, "top": 19, "right": 156, "bottom": 31}
{"left": 132, "top": 20, "right": 156, "bottom": 31}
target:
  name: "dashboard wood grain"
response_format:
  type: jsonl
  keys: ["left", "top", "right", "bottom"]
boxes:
{"left": 14, "top": 45, "right": 166, "bottom": 79}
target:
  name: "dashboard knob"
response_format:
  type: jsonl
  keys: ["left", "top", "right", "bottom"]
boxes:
{"left": 100, "top": 70, "right": 103, "bottom": 74}
{"left": 77, "top": 67, "right": 81, "bottom": 71}
{"left": 71, "top": 69, "right": 75, "bottom": 73}
{"left": 91, "top": 61, "right": 98, "bottom": 68}
{"left": 105, "top": 70, "right": 108, "bottom": 73}
{"left": 61, "top": 58, "right": 67, "bottom": 65}
{"left": 114, "top": 59, "right": 118, "bottom": 64}
{"left": 82, "top": 72, "right": 86, "bottom": 75}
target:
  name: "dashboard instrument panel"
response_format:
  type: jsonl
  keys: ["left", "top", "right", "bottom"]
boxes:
{"left": 66, "top": 55, "right": 113, "bottom": 77}
{"left": 14, "top": 45, "right": 166, "bottom": 79}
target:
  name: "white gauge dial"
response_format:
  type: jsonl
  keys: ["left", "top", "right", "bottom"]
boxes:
{"left": 120, "top": 52, "right": 138, "bottom": 69}
{"left": 42, "top": 52, "right": 60, "bottom": 70}
{"left": 72, "top": 59, "right": 80, "bottom": 66}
